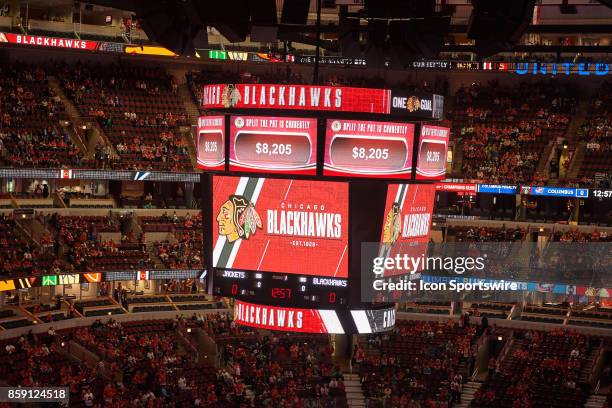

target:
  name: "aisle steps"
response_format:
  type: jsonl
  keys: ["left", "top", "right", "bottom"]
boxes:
{"left": 345, "top": 373, "right": 366, "bottom": 408}
{"left": 453, "top": 381, "right": 482, "bottom": 408}
{"left": 584, "top": 394, "right": 606, "bottom": 408}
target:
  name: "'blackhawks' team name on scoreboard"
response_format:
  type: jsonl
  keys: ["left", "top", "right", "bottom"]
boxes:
{"left": 236, "top": 301, "right": 304, "bottom": 329}
{"left": 202, "top": 84, "right": 392, "bottom": 114}
{"left": 267, "top": 209, "right": 343, "bottom": 239}
{"left": 402, "top": 212, "right": 431, "bottom": 238}
{"left": 203, "top": 84, "right": 342, "bottom": 109}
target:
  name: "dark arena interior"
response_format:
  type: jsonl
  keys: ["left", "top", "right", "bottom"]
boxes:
{"left": 1, "top": 0, "right": 612, "bottom": 407}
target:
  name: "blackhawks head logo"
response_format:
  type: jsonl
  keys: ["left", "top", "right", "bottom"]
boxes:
{"left": 406, "top": 96, "right": 421, "bottom": 112}
{"left": 382, "top": 202, "right": 401, "bottom": 246}
{"left": 217, "top": 195, "right": 262, "bottom": 243}
{"left": 222, "top": 84, "right": 241, "bottom": 108}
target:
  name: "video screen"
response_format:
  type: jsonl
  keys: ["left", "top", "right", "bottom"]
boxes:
{"left": 415, "top": 124, "right": 450, "bottom": 180}
{"left": 323, "top": 119, "right": 415, "bottom": 179}
{"left": 378, "top": 183, "right": 436, "bottom": 277}
{"left": 202, "top": 84, "right": 391, "bottom": 114}
{"left": 196, "top": 116, "right": 225, "bottom": 171}
{"left": 233, "top": 299, "right": 345, "bottom": 334}
{"left": 229, "top": 115, "right": 317, "bottom": 175}
{"left": 212, "top": 175, "right": 349, "bottom": 277}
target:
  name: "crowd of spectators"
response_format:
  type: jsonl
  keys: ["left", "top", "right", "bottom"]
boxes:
{"left": 0, "top": 213, "right": 61, "bottom": 277}
{"left": 0, "top": 313, "right": 348, "bottom": 407}
{"left": 0, "top": 330, "right": 99, "bottom": 407}
{"left": 576, "top": 81, "right": 612, "bottom": 184}
{"left": 472, "top": 329, "right": 593, "bottom": 408}
{"left": 0, "top": 210, "right": 206, "bottom": 278}
{"left": 0, "top": 65, "right": 83, "bottom": 169}
{"left": 1, "top": 310, "right": 611, "bottom": 408}
{"left": 203, "top": 313, "right": 347, "bottom": 408}
{"left": 449, "top": 225, "right": 526, "bottom": 242}
{"left": 154, "top": 230, "right": 203, "bottom": 269}
{"left": 451, "top": 80, "right": 575, "bottom": 183}
{"left": 60, "top": 317, "right": 238, "bottom": 407}
{"left": 531, "top": 228, "right": 612, "bottom": 284}
{"left": 146, "top": 212, "right": 204, "bottom": 269}
{"left": 60, "top": 62, "right": 192, "bottom": 171}
{"left": 51, "top": 214, "right": 156, "bottom": 272}
{"left": 356, "top": 319, "right": 477, "bottom": 408}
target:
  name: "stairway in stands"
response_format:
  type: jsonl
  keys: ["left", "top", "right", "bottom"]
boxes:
{"left": 344, "top": 373, "right": 366, "bottom": 408}
{"left": 48, "top": 76, "right": 117, "bottom": 159}
{"left": 584, "top": 394, "right": 606, "bottom": 408}
{"left": 580, "top": 347, "right": 602, "bottom": 384}
{"left": 176, "top": 82, "right": 201, "bottom": 169}
{"left": 453, "top": 381, "right": 482, "bottom": 408}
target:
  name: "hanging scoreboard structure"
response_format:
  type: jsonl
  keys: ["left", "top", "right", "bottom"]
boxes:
{"left": 200, "top": 83, "right": 446, "bottom": 334}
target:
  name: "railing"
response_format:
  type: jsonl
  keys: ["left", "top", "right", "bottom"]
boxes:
{"left": 588, "top": 343, "right": 606, "bottom": 388}
{"left": 0, "top": 308, "right": 229, "bottom": 340}
{"left": 496, "top": 333, "right": 514, "bottom": 370}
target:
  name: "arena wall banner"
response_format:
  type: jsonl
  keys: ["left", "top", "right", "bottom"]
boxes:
{"left": 0, "top": 32, "right": 98, "bottom": 50}
{"left": 521, "top": 186, "right": 589, "bottom": 198}
{"left": 477, "top": 184, "right": 518, "bottom": 195}
{"left": 202, "top": 83, "right": 391, "bottom": 114}
{"left": 323, "top": 119, "right": 415, "bottom": 179}
{"left": 212, "top": 176, "right": 349, "bottom": 277}
{"left": 435, "top": 182, "right": 477, "bottom": 193}
{"left": 0, "top": 32, "right": 176, "bottom": 56}
{"left": 0, "top": 270, "right": 203, "bottom": 293}
{"left": 415, "top": 125, "right": 450, "bottom": 180}
{"left": 378, "top": 183, "right": 437, "bottom": 277}
{"left": 233, "top": 299, "right": 345, "bottom": 333}
{"left": 229, "top": 115, "right": 318, "bottom": 175}
{"left": 196, "top": 116, "right": 225, "bottom": 171}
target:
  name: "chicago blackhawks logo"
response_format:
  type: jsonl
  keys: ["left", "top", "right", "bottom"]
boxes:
{"left": 216, "top": 195, "right": 262, "bottom": 243}
{"left": 222, "top": 84, "right": 241, "bottom": 108}
{"left": 406, "top": 96, "right": 421, "bottom": 112}
{"left": 382, "top": 202, "right": 401, "bottom": 247}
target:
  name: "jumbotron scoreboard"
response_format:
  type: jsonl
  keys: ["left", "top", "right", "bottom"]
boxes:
{"left": 199, "top": 83, "right": 448, "bottom": 334}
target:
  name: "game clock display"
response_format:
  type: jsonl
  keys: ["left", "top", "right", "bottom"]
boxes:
{"left": 213, "top": 269, "right": 348, "bottom": 308}
{"left": 592, "top": 189, "right": 612, "bottom": 199}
